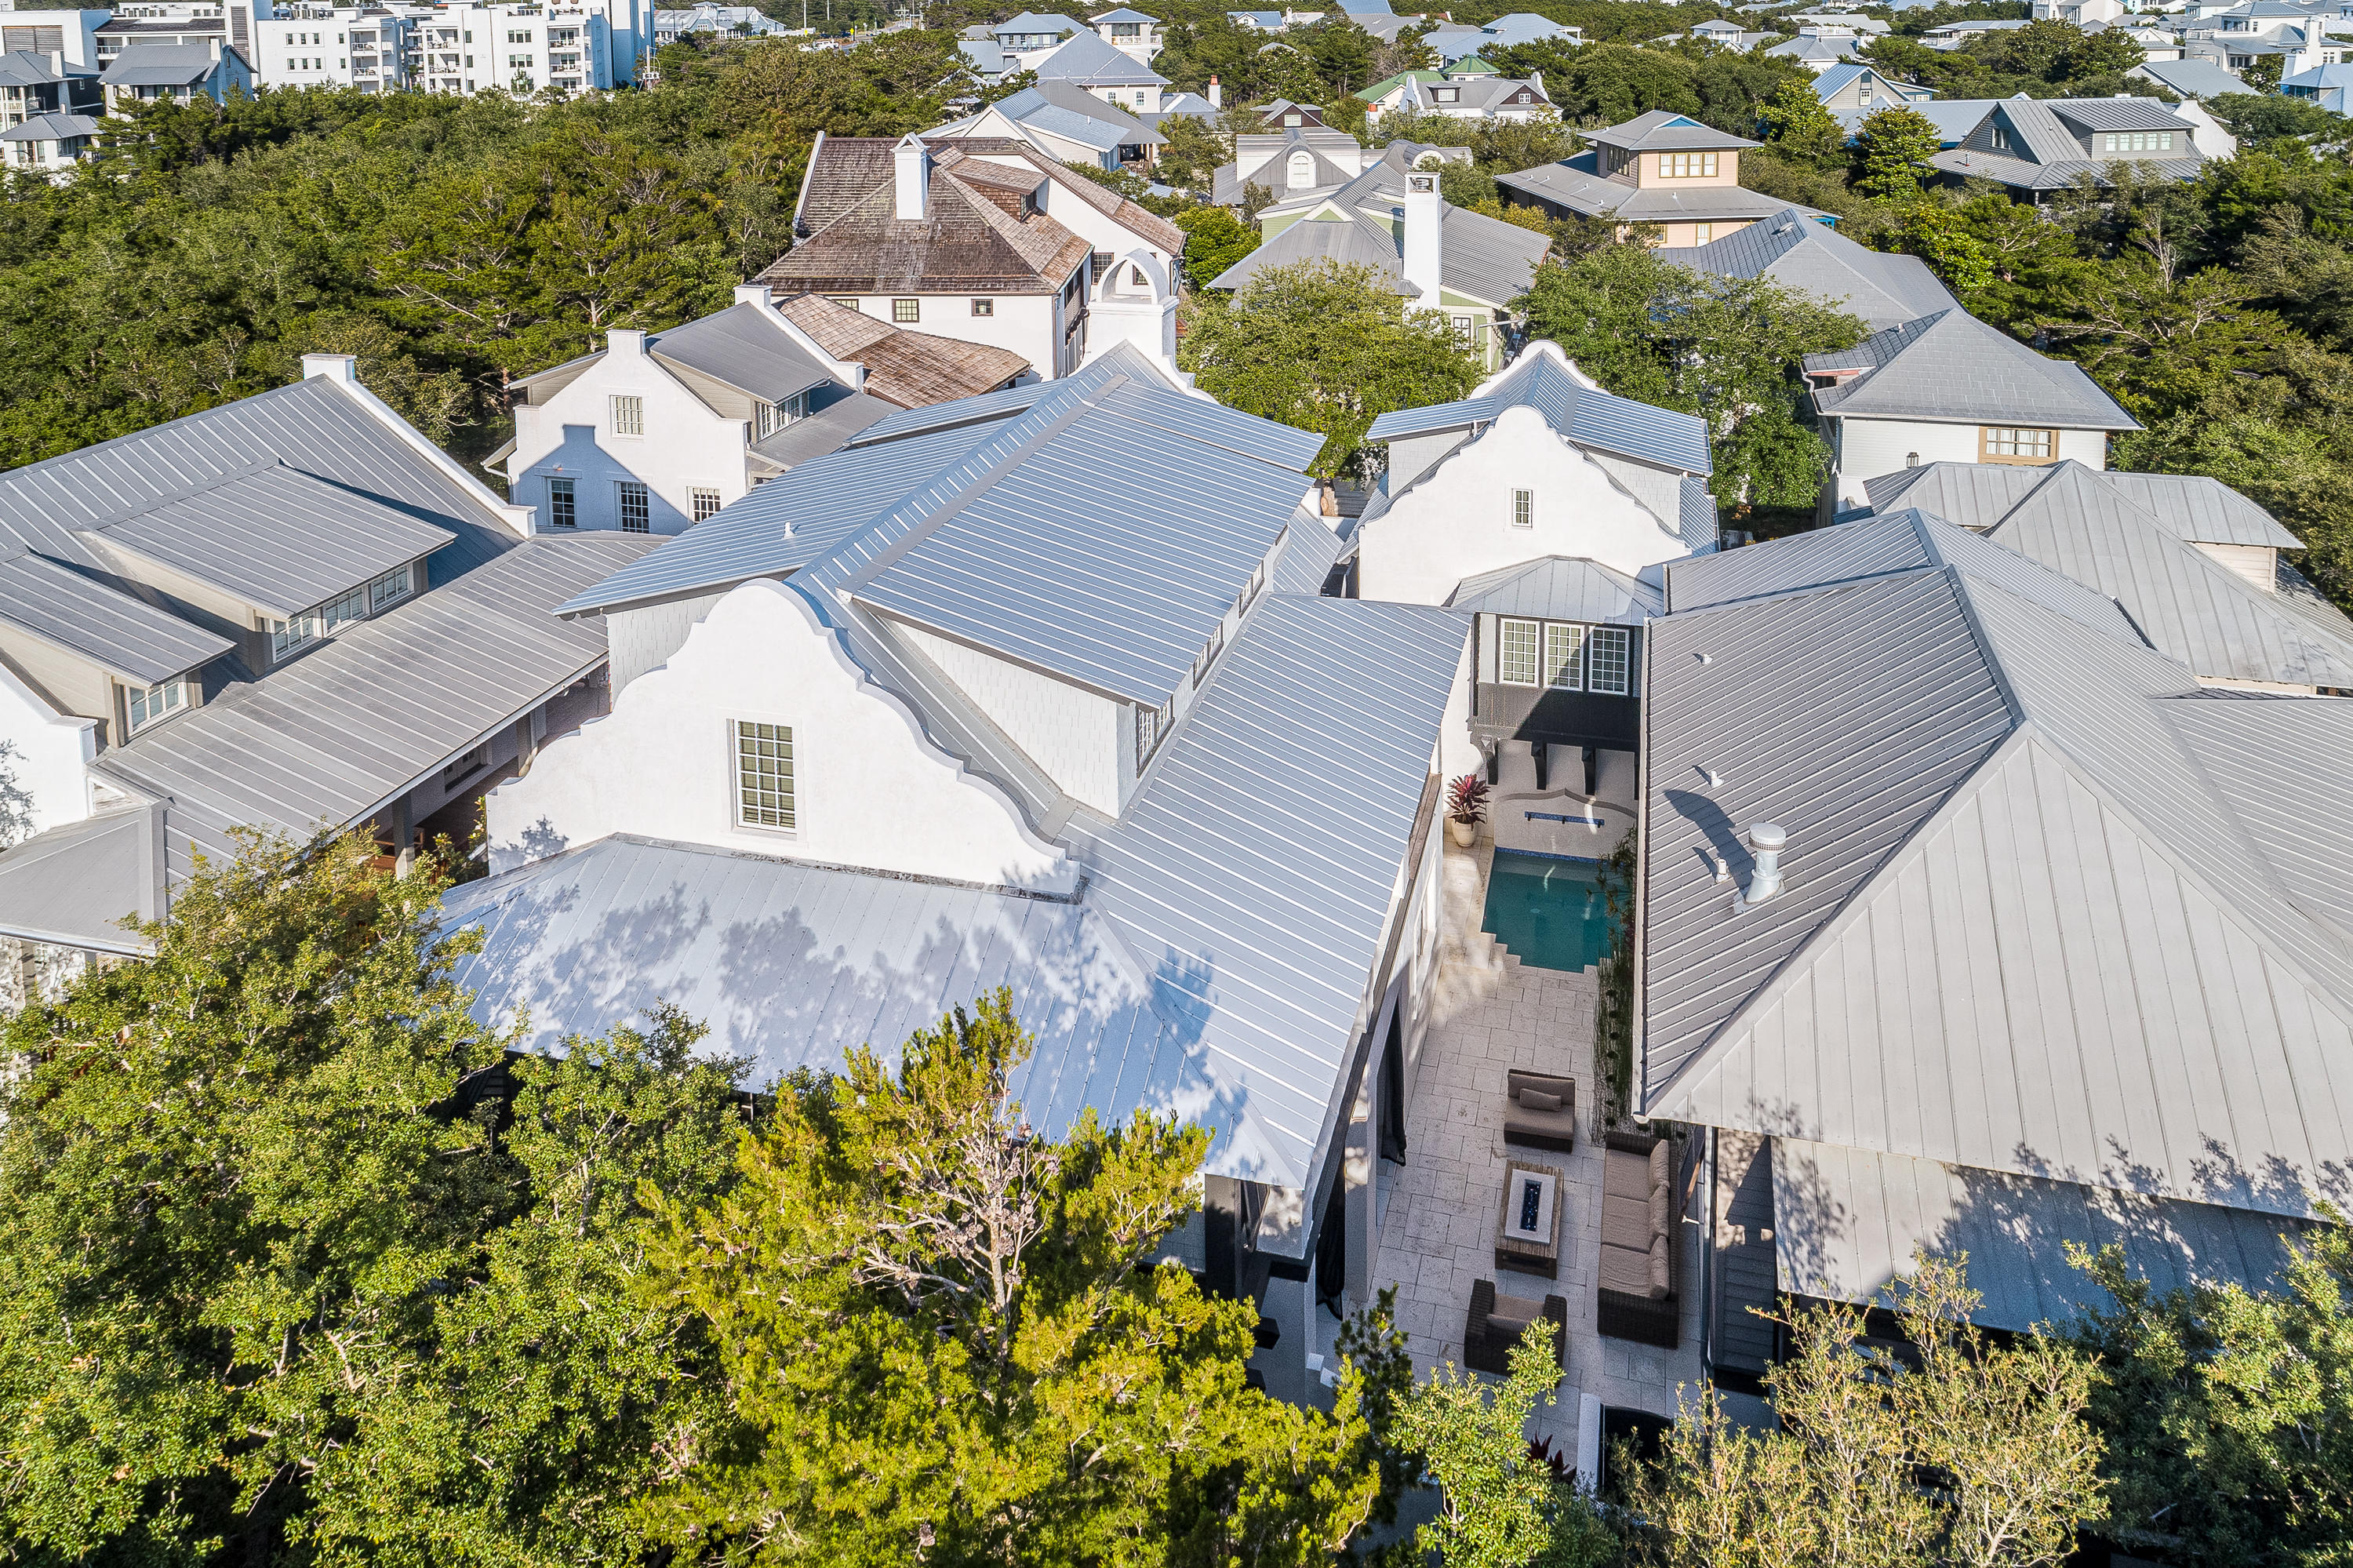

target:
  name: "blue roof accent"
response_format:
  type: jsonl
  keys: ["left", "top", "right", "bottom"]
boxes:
{"left": 1366, "top": 349, "right": 1712, "bottom": 475}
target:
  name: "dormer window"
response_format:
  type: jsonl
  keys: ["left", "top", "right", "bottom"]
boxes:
{"left": 2102, "top": 130, "right": 2174, "bottom": 152}
{"left": 1434, "top": 85, "right": 1458, "bottom": 102}
{"left": 126, "top": 678, "right": 187, "bottom": 734}
{"left": 1991, "top": 128, "right": 2013, "bottom": 151}
{"left": 1136, "top": 697, "right": 1172, "bottom": 768}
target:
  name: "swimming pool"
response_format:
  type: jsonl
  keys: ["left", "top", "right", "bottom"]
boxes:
{"left": 1482, "top": 851, "right": 1617, "bottom": 973}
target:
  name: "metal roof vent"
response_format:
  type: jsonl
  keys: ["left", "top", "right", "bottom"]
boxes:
{"left": 1740, "top": 822, "right": 1787, "bottom": 907}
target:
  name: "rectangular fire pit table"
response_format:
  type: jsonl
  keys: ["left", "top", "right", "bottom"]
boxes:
{"left": 1495, "top": 1158, "right": 1564, "bottom": 1279}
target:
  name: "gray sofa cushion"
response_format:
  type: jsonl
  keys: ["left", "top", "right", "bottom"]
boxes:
{"left": 1649, "top": 1235, "right": 1671, "bottom": 1299}
{"left": 1519, "top": 1088, "right": 1562, "bottom": 1112}
{"left": 1599, "top": 1241, "right": 1653, "bottom": 1297}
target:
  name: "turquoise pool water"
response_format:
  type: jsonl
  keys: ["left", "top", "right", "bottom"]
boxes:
{"left": 1482, "top": 851, "right": 1617, "bottom": 972}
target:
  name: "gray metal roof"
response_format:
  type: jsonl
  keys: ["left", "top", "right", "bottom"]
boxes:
{"left": 1639, "top": 563, "right": 2353, "bottom": 1221}
{"left": 0, "top": 111, "right": 100, "bottom": 141}
{"left": 562, "top": 348, "right": 1323, "bottom": 627}
{"left": 1366, "top": 347, "right": 1713, "bottom": 475}
{"left": 649, "top": 303, "right": 838, "bottom": 406}
{"left": 1974, "top": 462, "right": 2353, "bottom": 688}
{"left": 1031, "top": 27, "right": 1168, "bottom": 85}
{"left": 1679, "top": 476, "right": 1718, "bottom": 551}
{"left": 1932, "top": 147, "right": 2206, "bottom": 190}
{"left": 89, "top": 464, "right": 453, "bottom": 619}
{"left": 1584, "top": 110, "right": 1756, "bottom": 152}
{"left": 96, "top": 534, "right": 658, "bottom": 881}
{"left": 1771, "top": 1137, "right": 2306, "bottom": 1333}
{"left": 2049, "top": 96, "right": 2201, "bottom": 133}
{"left": 446, "top": 591, "right": 1467, "bottom": 1195}
{"left": 1209, "top": 201, "right": 1549, "bottom": 309}
{"left": 0, "top": 552, "right": 233, "bottom": 684}
{"left": 0, "top": 804, "right": 161, "bottom": 954}
{"left": 2169, "top": 693, "right": 2353, "bottom": 944}
{"left": 1678, "top": 207, "right": 1955, "bottom": 331}
{"left": 1864, "top": 461, "right": 2301, "bottom": 549}
{"left": 1668, "top": 506, "right": 2148, "bottom": 643}
{"left": 0, "top": 374, "right": 519, "bottom": 591}
{"left": 1806, "top": 309, "right": 2141, "bottom": 430}
{"left": 1495, "top": 155, "right": 1825, "bottom": 227}
{"left": 748, "top": 391, "right": 896, "bottom": 467}
{"left": 100, "top": 42, "right": 221, "bottom": 83}
{"left": 2133, "top": 57, "right": 2250, "bottom": 97}
{"left": 1446, "top": 555, "right": 1662, "bottom": 624}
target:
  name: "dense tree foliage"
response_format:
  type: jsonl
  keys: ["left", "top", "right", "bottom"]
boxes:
{"left": 0, "top": 831, "right": 750, "bottom": 1565}
{"left": 0, "top": 33, "right": 967, "bottom": 470}
{"left": 2071, "top": 1222, "right": 2353, "bottom": 1568}
{"left": 1864, "top": 17, "right": 2150, "bottom": 102}
{"left": 1621, "top": 1257, "right": 2104, "bottom": 1568}
{"left": 638, "top": 988, "right": 1382, "bottom": 1565}
{"left": 1518, "top": 242, "right": 1867, "bottom": 512}
{"left": 1180, "top": 257, "right": 1485, "bottom": 479}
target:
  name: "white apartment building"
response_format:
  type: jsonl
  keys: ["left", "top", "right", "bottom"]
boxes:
{"left": 242, "top": 0, "right": 646, "bottom": 93}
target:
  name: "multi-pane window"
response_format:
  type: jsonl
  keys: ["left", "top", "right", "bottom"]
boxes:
{"left": 1693, "top": 222, "right": 1714, "bottom": 244}
{"left": 270, "top": 614, "right": 318, "bottom": 661}
{"left": 610, "top": 394, "right": 644, "bottom": 436}
{"left": 892, "top": 298, "right": 920, "bottom": 323}
{"left": 1980, "top": 425, "right": 2056, "bottom": 464}
{"left": 1497, "top": 618, "right": 1633, "bottom": 693}
{"left": 2101, "top": 131, "right": 2173, "bottom": 153}
{"left": 369, "top": 564, "right": 412, "bottom": 613}
{"left": 548, "top": 476, "right": 576, "bottom": 527}
{"left": 126, "top": 678, "right": 184, "bottom": 733}
{"left": 1498, "top": 617, "right": 1540, "bottom": 685}
{"left": 617, "top": 481, "right": 650, "bottom": 533}
{"left": 322, "top": 583, "right": 369, "bottom": 631}
{"left": 441, "top": 742, "right": 489, "bottom": 789}
{"left": 1542, "top": 623, "right": 1585, "bottom": 689}
{"left": 1135, "top": 697, "right": 1173, "bottom": 769}
{"left": 1659, "top": 151, "right": 1718, "bottom": 178}
{"left": 692, "top": 488, "right": 722, "bottom": 522}
{"left": 733, "top": 720, "right": 795, "bottom": 829}
{"left": 1511, "top": 488, "right": 1534, "bottom": 528}
{"left": 972, "top": 297, "right": 995, "bottom": 316}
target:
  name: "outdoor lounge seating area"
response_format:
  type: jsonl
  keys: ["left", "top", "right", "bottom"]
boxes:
{"left": 1464, "top": 1278, "right": 1569, "bottom": 1376}
{"left": 1598, "top": 1130, "right": 1682, "bottom": 1348}
{"left": 1504, "top": 1068, "right": 1577, "bottom": 1151}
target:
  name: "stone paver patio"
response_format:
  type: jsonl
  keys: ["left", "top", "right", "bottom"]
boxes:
{"left": 1327, "top": 828, "right": 1706, "bottom": 1468}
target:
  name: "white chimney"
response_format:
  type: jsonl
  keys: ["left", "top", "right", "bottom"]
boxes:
{"left": 1742, "top": 823, "right": 1787, "bottom": 905}
{"left": 608, "top": 328, "right": 646, "bottom": 357}
{"left": 300, "top": 353, "right": 358, "bottom": 384}
{"left": 734, "top": 282, "right": 773, "bottom": 309}
{"left": 894, "top": 134, "right": 929, "bottom": 222}
{"left": 1401, "top": 172, "right": 1442, "bottom": 305}
{"left": 1209, "top": 73, "right": 1220, "bottom": 108}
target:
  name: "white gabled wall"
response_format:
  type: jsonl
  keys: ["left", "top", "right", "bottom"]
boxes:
{"left": 894, "top": 621, "right": 1124, "bottom": 816}
{"left": 0, "top": 662, "right": 96, "bottom": 836}
{"left": 508, "top": 332, "right": 747, "bottom": 536}
{"left": 1356, "top": 403, "right": 1690, "bottom": 605}
{"left": 486, "top": 580, "right": 1075, "bottom": 893}
{"left": 1831, "top": 416, "right": 2112, "bottom": 511}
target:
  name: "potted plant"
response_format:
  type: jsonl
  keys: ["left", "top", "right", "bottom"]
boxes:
{"left": 1446, "top": 773, "right": 1489, "bottom": 848}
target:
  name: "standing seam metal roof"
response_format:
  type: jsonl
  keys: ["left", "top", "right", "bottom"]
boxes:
{"left": 1366, "top": 348, "right": 1712, "bottom": 475}
{"left": 0, "top": 553, "right": 233, "bottom": 685}
{"left": 1806, "top": 309, "right": 2140, "bottom": 429}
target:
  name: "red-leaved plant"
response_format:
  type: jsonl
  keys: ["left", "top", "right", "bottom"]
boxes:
{"left": 1446, "top": 773, "right": 1491, "bottom": 824}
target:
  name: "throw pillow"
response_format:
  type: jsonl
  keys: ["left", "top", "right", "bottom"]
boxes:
{"left": 1648, "top": 1235, "right": 1671, "bottom": 1299}
{"left": 1649, "top": 1138, "right": 1671, "bottom": 1190}
{"left": 1520, "top": 1088, "right": 1562, "bottom": 1112}
{"left": 1649, "top": 1182, "right": 1670, "bottom": 1235}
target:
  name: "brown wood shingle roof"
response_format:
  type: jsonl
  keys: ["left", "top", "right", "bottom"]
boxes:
{"left": 771, "top": 292, "right": 1032, "bottom": 406}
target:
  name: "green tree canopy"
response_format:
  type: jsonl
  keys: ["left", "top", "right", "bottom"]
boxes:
{"left": 638, "top": 989, "right": 1381, "bottom": 1564}
{"left": 1850, "top": 104, "right": 1943, "bottom": 200}
{"left": 1180, "top": 256, "right": 1485, "bottom": 479}
{"left": 1172, "top": 203, "right": 1261, "bottom": 289}
{"left": 1516, "top": 241, "right": 1868, "bottom": 511}
{"left": 0, "top": 830, "right": 749, "bottom": 1565}
{"left": 1756, "top": 73, "right": 1846, "bottom": 166}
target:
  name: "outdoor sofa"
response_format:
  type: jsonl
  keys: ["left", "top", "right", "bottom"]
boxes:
{"left": 1598, "top": 1128, "right": 1681, "bottom": 1348}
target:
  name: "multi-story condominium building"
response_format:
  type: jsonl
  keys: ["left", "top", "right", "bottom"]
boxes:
{"left": 99, "top": 36, "right": 253, "bottom": 108}
{"left": 392, "top": 0, "right": 622, "bottom": 95}
{"left": 0, "top": 46, "right": 102, "bottom": 172}
{"left": 0, "top": 3, "right": 111, "bottom": 67}
{"left": 255, "top": 5, "right": 413, "bottom": 90}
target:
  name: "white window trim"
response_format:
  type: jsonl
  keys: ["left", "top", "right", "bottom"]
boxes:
{"left": 609, "top": 392, "right": 645, "bottom": 438}
{"left": 1497, "top": 617, "right": 1540, "bottom": 686}
{"left": 729, "top": 715, "right": 798, "bottom": 835}
{"left": 1587, "top": 626, "right": 1632, "bottom": 696}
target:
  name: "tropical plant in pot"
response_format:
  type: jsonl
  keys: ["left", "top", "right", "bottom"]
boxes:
{"left": 1446, "top": 773, "right": 1489, "bottom": 847}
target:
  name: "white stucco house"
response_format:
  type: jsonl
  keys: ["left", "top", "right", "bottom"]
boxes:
{"left": 493, "top": 288, "right": 1030, "bottom": 539}
{"left": 758, "top": 133, "right": 1187, "bottom": 381}
{"left": 453, "top": 344, "right": 1478, "bottom": 1407}
{"left": 1348, "top": 341, "right": 1716, "bottom": 848}
{"left": 1802, "top": 307, "right": 2143, "bottom": 517}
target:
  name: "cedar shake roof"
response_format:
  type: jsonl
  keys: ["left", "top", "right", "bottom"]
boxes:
{"left": 762, "top": 139, "right": 1093, "bottom": 296}
{"left": 932, "top": 133, "right": 1187, "bottom": 253}
{"left": 772, "top": 293, "right": 1032, "bottom": 406}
